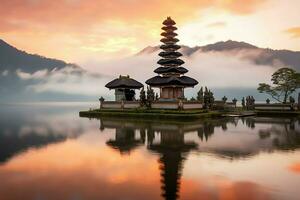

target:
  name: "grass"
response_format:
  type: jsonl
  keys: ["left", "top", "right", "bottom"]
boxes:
{"left": 79, "top": 108, "right": 221, "bottom": 120}
{"left": 79, "top": 108, "right": 300, "bottom": 120}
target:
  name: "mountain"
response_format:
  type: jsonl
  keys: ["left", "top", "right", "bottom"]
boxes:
{"left": 1, "top": 39, "right": 299, "bottom": 102}
{"left": 0, "top": 39, "right": 103, "bottom": 103}
{"left": 138, "top": 40, "right": 300, "bottom": 70}
{"left": 0, "top": 39, "right": 68, "bottom": 73}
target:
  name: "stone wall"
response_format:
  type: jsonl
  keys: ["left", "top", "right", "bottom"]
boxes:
{"left": 101, "top": 101, "right": 140, "bottom": 109}
{"left": 151, "top": 101, "right": 179, "bottom": 109}
{"left": 100, "top": 100, "right": 203, "bottom": 110}
{"left": 254, "top": 103, "right": 293, "bottom": 111}
{"left": 183, "top": 102, "right": 203, "bottom": 110}
{"left": 101, "top": 101, "right": 122, "bottom": 109}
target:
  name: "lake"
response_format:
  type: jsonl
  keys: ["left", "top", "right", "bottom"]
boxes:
{"left": 0, "top": 103, "right": 299, "bottom": 200}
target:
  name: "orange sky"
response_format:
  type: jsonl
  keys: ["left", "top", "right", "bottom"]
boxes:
{"left": 1, "top": 0, "right": 300, "bottom": 63}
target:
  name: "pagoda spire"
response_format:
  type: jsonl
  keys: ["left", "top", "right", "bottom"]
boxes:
{"left": 145, "top": 17, "right": 198, "bottom": 100}
{"left": 158, "top": 17, "right": 184, "bottom": 67}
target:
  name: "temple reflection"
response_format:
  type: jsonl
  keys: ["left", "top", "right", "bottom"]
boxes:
{"left": 106, "top": 127, "right": 143, "bottom": 154}
{"left": 148, "top": 130, "right": 197, "bottom": 200}
{"left": 98, "top": 116, "right": 300, "bottom": 200}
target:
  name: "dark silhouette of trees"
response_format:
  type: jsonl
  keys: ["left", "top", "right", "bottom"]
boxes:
{"left": 258, "top": 68, "right": 300, "bottom": 103}
{"left": 197, "top": 87, "right": 204, "bottom": 103}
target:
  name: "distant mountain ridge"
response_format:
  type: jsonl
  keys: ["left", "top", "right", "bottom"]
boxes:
{"left": 138, "top": 40, "right": 300, "bottom": 70}
{"left": 0, "top": 39, "right": 68, "bottom": 73}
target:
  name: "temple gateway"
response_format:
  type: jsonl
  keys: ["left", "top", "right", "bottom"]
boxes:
{"left": 146, "top": 17, "right": 198, "bottom": 100}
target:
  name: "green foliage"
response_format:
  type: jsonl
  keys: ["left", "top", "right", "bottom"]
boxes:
{"left": 222, "top": 96, "right": 227, "bottom": 103}
{"left": 155, "top": 93, "right": 159, "bottom": 100}
{"left": 258, "top": 68, "right": 300, "bottom": 103}
{"left": 146, "top": 86, "right": 155, "bottom": 108}
{"left": 232, "top": 98, "right": 237, "bottom": 104}
{"left": 241, "top": 97, "right": 245, "bottom": 108}
{"left": 197, "top": 87, "right": 204, "bottom": 103}
{"left": 190, "top": 97, "right": 196, "bottom": 101}
{"left": 289, "top": 96, "right": 295, "bottom": 103}
{"left": 139, "top": 87, "right": 146, "bottom": 106}
{"left": 203, "top": 87, "right": 214, "bottom": 109}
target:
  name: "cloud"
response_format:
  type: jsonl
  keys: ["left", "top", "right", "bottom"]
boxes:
{"left": 288, "top": 162, "right": 300, "bottom": 173}
{"left": 16, "top": 65, "right": 112, "bottom": 97}
{"left": 84, "top": 49, "right": 276, "bottom": 90}
{"left": 218, "top": 0, "right": 268, "bottom": 15}
{"left": 0, "top": 0, "right": 269, "bottom": 61}
{"left": 17, "top": 69, "right": 48, "bottom": 80}
{"left": 206, "top": 22, "right": 227, "bottom": 28}
{"left": 0, "top": 0, "right": 268, "bottom": 33}
{"left": 285, "top": 27, "right": 300, "bottom": 38}
{"left": 13, "top": 47, "right": 278, "bottom": 100}
{"left": 1, "top": 70, "right": 9, "bottom": 76}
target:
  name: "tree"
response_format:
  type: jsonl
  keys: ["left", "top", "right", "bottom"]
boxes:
{"left": 197, "top": 87, "right": 204, "bottom": 103}
{"left": 139, "top": 87, "right": 146, "bottom": 106}
{"left": 155, "top": 93, "right": 159, "bottom": 101}
{"left": 146, "top": 86, "right": 155, "bottom": 108}
{"left": 241, "top": 97, "right": 245, "bottom": 108}
{"left": 203, "top": 87, "right": 214, "bottom": 109}
{"left": 208, "top": 90, "right": 215, "bottom": 108}
{"left": 203, "top": 87, "right": 210, "bottom": 109}
{"left": 257, "top": 68, "right": 300, "bottom": 103}
{"left": 222, "top": 96, "right": 227, "bottom": 103}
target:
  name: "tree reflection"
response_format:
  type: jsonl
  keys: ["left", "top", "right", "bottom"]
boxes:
{"left": 249, "top": 117, "right": 300, "bottom": 150}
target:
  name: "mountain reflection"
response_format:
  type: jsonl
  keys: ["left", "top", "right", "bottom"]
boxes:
{"left": 0, "top": 104, "right": 89, "bottom": 163}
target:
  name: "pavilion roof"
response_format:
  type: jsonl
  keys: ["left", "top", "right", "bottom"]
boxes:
{"left": 145, "top": 76, "right": 198, "bottom": 87}
{"left": 105, "top": 75, "right": 143, "bottom": 89}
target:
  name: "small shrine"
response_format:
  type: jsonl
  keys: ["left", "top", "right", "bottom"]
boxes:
{"left": 105, "top": 75, "right": 143, "bottom": 101}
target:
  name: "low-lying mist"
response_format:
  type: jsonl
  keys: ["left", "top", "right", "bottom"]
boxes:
{"left": 10, "top": 49, "right": 285, "bottom": 101}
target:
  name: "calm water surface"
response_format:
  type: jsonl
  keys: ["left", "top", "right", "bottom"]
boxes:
{"left": 0, "top": 103, "right": 300, "bottom": 200}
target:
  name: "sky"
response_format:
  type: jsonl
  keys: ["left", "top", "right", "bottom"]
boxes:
{"left": 1, "top": 0, "right": 300, "bottom": 64}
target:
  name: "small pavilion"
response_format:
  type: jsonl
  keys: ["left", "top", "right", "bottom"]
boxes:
{"left": 146, "top": 17, "right": 198, "bottom": 100}
{"left": 105, "top": 75, "right": 143, "bottom": 101}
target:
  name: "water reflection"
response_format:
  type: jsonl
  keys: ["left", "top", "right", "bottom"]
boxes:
{"left": 0, "top": 104, "right": 93, "bottom": 163}
{"left": 100, "top": 117, "right": 300, "bottom": 159}
{"left": 0, "top": 104, "right": 300, "bottom": 200}
{"left": 98, "top": 116, "right": 300, "bottom": 200}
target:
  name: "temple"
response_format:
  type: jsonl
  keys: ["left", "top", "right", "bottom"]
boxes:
{"left": 146, "top": 17, "right": 198, "bottom": 100}
{"left": 105, "top": 75, "right": 143, "bottom": 101}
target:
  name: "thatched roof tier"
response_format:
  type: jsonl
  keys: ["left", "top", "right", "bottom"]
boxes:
{"left": 160, "top": 44, "right": 181, "bottom": 51}
{"left": 146, "top": 76, "right": 198, "bottom": 87}
{"left": 158, "top": 51, "right": 182, "bottom": 58}
{"left": 106, "top": 140, "right": 141, "bottom": 153}
{"left": 154, "top": 66, "right": 188, "bottom": 74}
{"left": 105, "top": 75, "right": 143, "bottom": 89}
{"left": 160, "top": 37, "right": 179, "bottom": 44}
{"left": 161, "top": 32, "right": 178, "bottom": 38}
{"left": 162, "top": 26, "right": 177, "bottom": 32}
{"left": 157, "top": 58, "right": 184, "bottom": 66}
{"left": 163, "top": 17, "right": 176, "bottom": 26}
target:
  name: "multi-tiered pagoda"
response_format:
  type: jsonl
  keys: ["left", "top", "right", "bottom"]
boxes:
{"left": 146, "top": 17, "right": 198, "bottom": 100}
